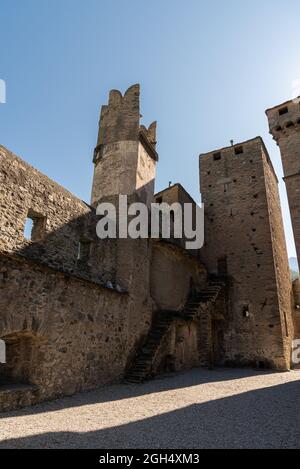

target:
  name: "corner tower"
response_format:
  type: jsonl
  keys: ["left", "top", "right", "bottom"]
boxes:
{"left": 199, "top": 137, "right": 293, "bottom": 370}
{"left": 91, "top": 84, "right": 158, "bottom": 207}
{"left": 266, "top": 98, "right": 300, "bottom": 268}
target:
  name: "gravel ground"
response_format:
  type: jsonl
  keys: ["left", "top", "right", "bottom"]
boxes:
{"left": 0, "top": 368, "right": 300, "bottom": 449}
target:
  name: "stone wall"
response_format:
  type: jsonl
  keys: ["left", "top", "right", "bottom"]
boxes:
{"left": 0, "top": 143, "right": 207, "bottom": 410}
{"left": 153, "top": 183, "right": 199, "bottom": 253}
{"left": 153, "top": 319, "right": 201, "bottom": 375}
{"left": 91, "top": 84, "right": 158, "bottom": 207}
{"left": 0, "top": 253, "right": 130, "bottom": 410}
{"left": 150, "top": 242, "right": 206, "bottom": 311}
{"left": 266, "top": 99, "right": 300, "bottom": 269}
{"left": 292, "top": 279, "right": 300, "bottom": 337}
{"left": 199, "top": 137, "right": 293, "bottom": 370}
{"left": 0, "top": 145, "right": 153, "bottom": 410}
{"left": 261, "top": 144, "right": 294, "bottom": 362}
{"left": 0, "top": 145, "right": 117, "bottom": 288}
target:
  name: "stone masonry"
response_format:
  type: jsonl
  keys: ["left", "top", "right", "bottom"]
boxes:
{"left": 199, "top": 137, "right": 294, "bottom": 370}
{"left": 266, "top": 98, "right": 300, "bottom": 270}
{"left": 0, "top": 84, "right": 299, "bottom": 411}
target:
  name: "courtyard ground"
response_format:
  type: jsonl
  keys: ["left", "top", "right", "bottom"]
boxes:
{"left": 0, "top": 368, "right": 299, "bottom": 449}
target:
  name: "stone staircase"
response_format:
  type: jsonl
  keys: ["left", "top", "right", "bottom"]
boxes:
{"left": 184, "top": 280, "right": 225, "bottom": 321}
{"left": 125, "top": 279, "right": 225, "bottom": 384}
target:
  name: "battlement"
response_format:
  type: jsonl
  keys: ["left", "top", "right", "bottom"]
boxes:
{"left": 91, "top": 85, "right": 158, "bottom": 206}
{"left": 98, "top": 84, "right": 140, "bottom": 144}
{"left": 140, "top": 121, "right": 157, "bottom": 148}
{"left": 266, "top": 97, "right": 300, "bottom": 143}
{"left": 93, "top": 84, "right": 158, "bottom": 164}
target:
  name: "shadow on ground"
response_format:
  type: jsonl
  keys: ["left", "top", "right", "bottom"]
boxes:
{"left": 0, "top": 368, "right": 300, "bottom": 449}
{"left": 0, "top": 367, "right": 278, "bottom": 417}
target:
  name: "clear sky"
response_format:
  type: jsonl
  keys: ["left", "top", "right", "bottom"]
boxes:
{"left": 1, "top": 0, "right": 299, "bottom": 257}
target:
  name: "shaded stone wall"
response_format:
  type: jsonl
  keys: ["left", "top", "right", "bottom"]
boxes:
{"left": 150, "top": 242, "right": 206, "bottom": 311}
{"left": 153, "top": 319, "right": 202, "bottom": 375}
{"left": 199, "top": 137, "right": 292, "bottom": 370}
{"left": 153, "top": 183, "right": 199, "bottom": 254}
{"left": 261, "top": 145, "right": 294, "bottom": 361}
{"left": 0, "top": 145, "right": 154, "bottom": 410}
{"left": 0, "top": 146, "right": 117, "bottom": 287}
{"left": 292, "top": 279, "right": 300, "bottom": 337}
{"left": 0, "top": 254, "right": 129, "bottom": 405}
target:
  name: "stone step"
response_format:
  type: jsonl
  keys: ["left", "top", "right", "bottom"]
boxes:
{"left": 124, "top": 281, "right": 225, "bottom": 384}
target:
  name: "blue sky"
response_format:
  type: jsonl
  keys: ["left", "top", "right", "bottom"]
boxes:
{"left": 1, "top": 0, "right": 299, "bottom": 257}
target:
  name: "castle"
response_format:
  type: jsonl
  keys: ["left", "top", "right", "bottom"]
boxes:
{"left": 0, "top": 84, "right": 299, "bottom": 412}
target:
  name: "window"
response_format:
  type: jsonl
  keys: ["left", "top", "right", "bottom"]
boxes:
{"left": 77, "top": 239, "right": 91, "bottom": 262}
{"left": 278, "top": 106, "right": 288, "bottom": 116}
{"left": 23, "top": 210, "right": 46, "bottom": 241}
{"left": 0, "top": 332, "right": 37, "bottom": 386}
{"left": 234, "top": 146, "right": 244, "bottom": 155}
{"left": 242, "top": 305, "right": 250, "bottom": 318}
{"left": 217, "top": 256, "right": 227, "bottom": 275}
{"left": 213, "top": 152, "right": 221, "bottom": 161}
{"left": 286, "top": 121, "right": 294, "bottom": 128}
{"left": 24, "top": 218, "right": 34, "bottom": 240}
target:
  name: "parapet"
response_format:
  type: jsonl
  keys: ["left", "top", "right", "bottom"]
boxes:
{"left": 200, "top": 136, "right": 278, "bottom": 182}
{"left": 266, "top": 97, "right": 300, "bottom": 143}
{"left": 140, "top": 121, "right": 157, "bottom": 148}
{"left": 96, "top": 84, "right": 140, "bottom": 149}
{"left": 93, "top": 84, "right": 158, "bottom": 163}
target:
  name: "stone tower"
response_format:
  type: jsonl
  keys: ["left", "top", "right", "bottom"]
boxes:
{"left": 266, "top": 98, "right": 300, "bottom": 268}
{"left": 91, "top": 84, "right": 158, "bottom": 207}
{"left": 199, "top": 137, "right": 293, "bottom": 370}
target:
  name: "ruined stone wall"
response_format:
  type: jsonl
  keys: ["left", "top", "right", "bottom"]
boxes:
{"left": 199, "top": 137, "right": 291, "bottom": 370}
{"left": 0, "top": 146, "right": 154, "bottom": 409}
{"left": 0, "top": 145, "right": 117, "bottom": 287}
{"left": 0, "top": 253, "right": 129, "bottom": 410}
{"left": 0, "top": 141, "right": 209, "bottom": 410}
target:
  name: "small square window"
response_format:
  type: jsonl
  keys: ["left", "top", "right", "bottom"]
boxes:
{"left": 279, "top": 106, "right": 288, "bottom": 116}
{"left": 77, "top": 239, "right": 91, "bottom": 262}
{"left": 23, "top": 210, "right": 46, "bottom": 241}
{"left": 213, "top": 152, "right": 221, "bottom": 161}
{"left": 234, "top": 146, "right": 244, "bottom": 155}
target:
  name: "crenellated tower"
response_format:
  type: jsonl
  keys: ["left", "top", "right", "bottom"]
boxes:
{"left": 91, "top": 84, "right": 158, "bottom": 207}
{"left": 266, "top": 98, "right": 300, "bottom": 268}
